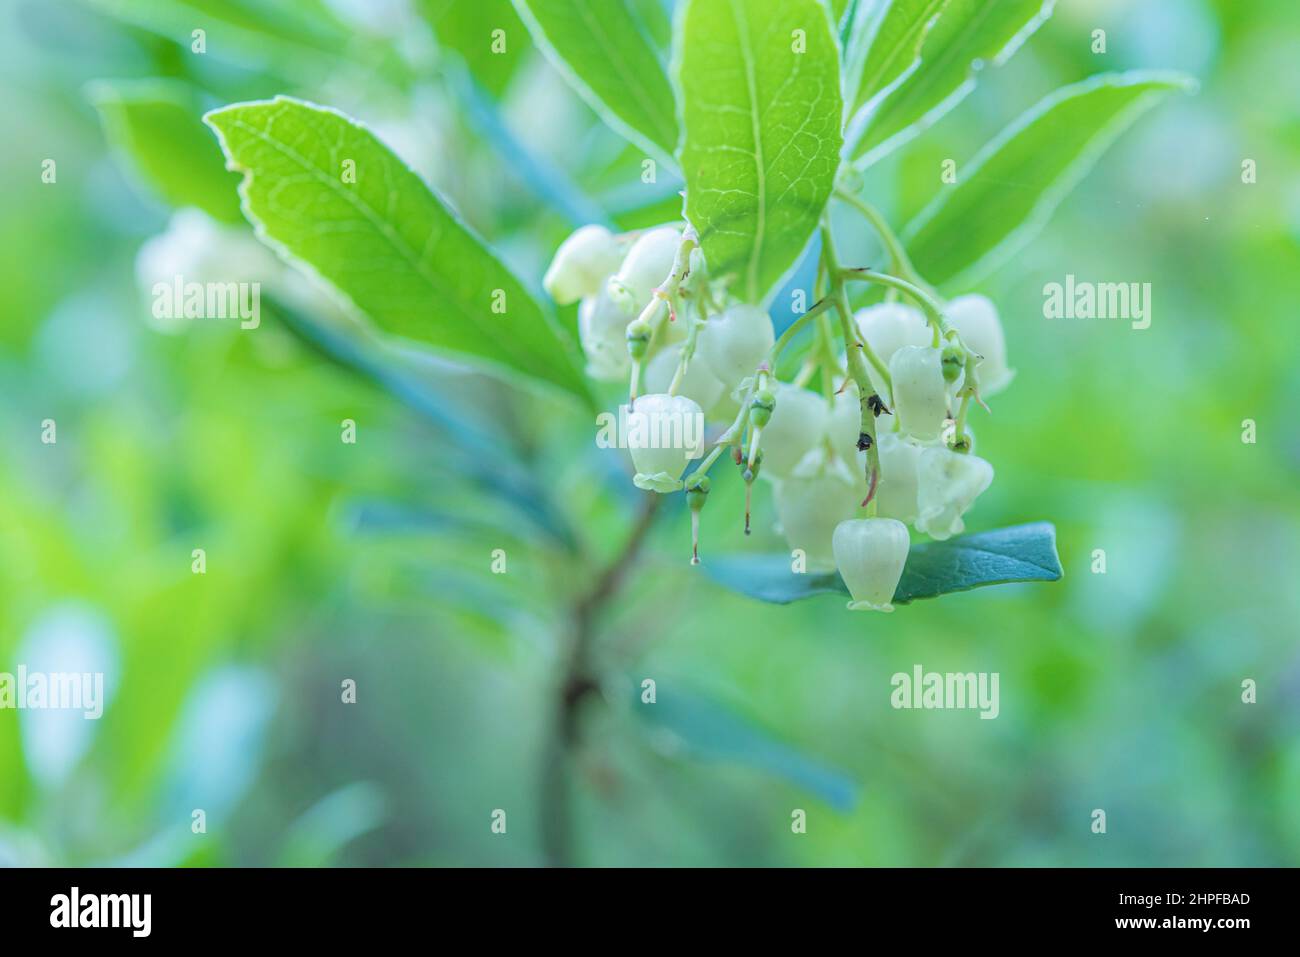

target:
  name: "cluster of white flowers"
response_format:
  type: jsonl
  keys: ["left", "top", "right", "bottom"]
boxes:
{"left": 545, "top": 223, "right": 1014, "bottom": 612}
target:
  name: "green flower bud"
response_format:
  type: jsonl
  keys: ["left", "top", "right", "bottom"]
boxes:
{"left": 941, "top": 344, "right": 965, "bottom": 383}
{"left": 685, "top": 473, "right": 711, "bottom": 510}
{"left": 750, "top": 388, "right": 775, "bottom": 428}
{"left": 626, "top": 318, "right": 651, "bottom": 360}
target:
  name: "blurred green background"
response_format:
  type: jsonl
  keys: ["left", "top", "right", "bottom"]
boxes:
{"left": 1, "top": 0, "right": 1298, "bottom": 866}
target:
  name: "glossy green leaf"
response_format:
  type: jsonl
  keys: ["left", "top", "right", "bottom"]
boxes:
{"left": 851, "top": 0, "right": 1055, "bottom": 166}
{"left": 635, "top": 685, "right": 859, "bottom": 809}
{"left": 844, "top": 0, "right": 949, "bottom": 122}
{"left": 88, "top": 79, "right": 243, "bottom": 224}
{"left": 677, "top": 0, "right": 843, "bottom": 304}
{"left": 513, "top": 0, "right": 679, "bottom": 159}
{"left": 904, "top": 71, "right": 1196, "bottom": 288}
{"left": 205, "top": 97, "right": 590, "bottom": 400}
{"left": 704, "top": 522, "right": 1063, "bottom": 605}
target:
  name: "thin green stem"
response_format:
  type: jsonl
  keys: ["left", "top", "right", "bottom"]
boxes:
{"left": 820, "top": 224, "right": 891, "bottom": 387}
{"left": 768, "top": 294, "right": 836, "bottom": 365}
{"left": 839, "top": 266, "right": 947, "bottom": 346}
{"left": 834, "top": 188, "right": 922, "bottom": 285}
{"left": 819, "top": 218, "right": 883, "bottom": 507}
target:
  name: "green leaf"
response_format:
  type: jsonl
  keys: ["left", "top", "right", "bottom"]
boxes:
{"left": 904, "top": 71, "right": 1196, "bottom": 289}
{"left": 851, "top": 0, "right": 1055, "bottom": 167}
{"left": 513, "top": 0, "right": 680, "bottom": 159}
{"left": 703, "top": 522, "right": 1063, "bottom": 605}
{"left": 88, "top": 79, "right": 243, "bottom": 224}
{"left": 205, "top": 96, "right": 590, "bottom": 401}
{"left": 635, "top": 685, "right": 859, "bottom": 809}
{"left": 85, "top": 0, "right": 351, "bottom": 73}
{"left": 844, "top": 0, "right": 949, "bottom": 122}
{"left": 416, "top": 0, "right": 532, "bottom": 98}
{"left": 676, "top": 0, "right": 843, "bottom": 304}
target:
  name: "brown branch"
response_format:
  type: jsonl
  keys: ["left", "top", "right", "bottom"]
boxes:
{"left": 539, "top": 492, "right": 663, "bottom": 866}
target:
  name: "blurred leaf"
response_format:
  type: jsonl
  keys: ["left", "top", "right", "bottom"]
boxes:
{"left": 268, "top": 298, "right": 579, "bottom": 549}
{"left": 844, "top": 0, "right": 948, "bottom": 124}
{"left": 832, "top": 0, "right": 855, "bottom": 32}
{"left": 88, "top": 78, "right": 243, "bottom": 224}
{"left": 205, "top": 97, "right": 591, "bottom": 401}
{"left": 630, "top": 0, "right": 673, "bottom": 48}
{"left": 447, "top": 66, "right": 610, "bottom": 227}
{"left": 852, "top": 0, "right": 1056, "bottom": 167}
{"left": 636, "top": 685, "right": 859, "bottom": 810}
{"left": 84, "top": 0, "right": 351, "bottom": 73}
{"left": 677, "top": 0, "right": 843, "bottom": 304}
{"left": 276, "top": 782, "right": 386, "bottom": 866}
{"left": 417, "top": 0, "right": 532, "bottom": 97}
{"left": 704, "top": 522, "right": 1062, "bottom": 604}
{"left": 514, "top": 0, "right": 680, "bottom": 160}
{"left": 159, "top": 667, "right": 276, "bottom": 822}
{"left": 903, "top": 71, "right": 1196, "bottom": 288}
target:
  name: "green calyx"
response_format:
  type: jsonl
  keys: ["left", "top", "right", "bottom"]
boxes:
{"left": 685, "top": 473, "right": 711, "bottom": 510}
{"left": 749, "top": 388, "right": 775, "bottom": 428}
{"left": 626, "top": 318, "right": 652, "bottom": 360}
{"left": 941, "top": 344, "right": 965, "bottom": 383}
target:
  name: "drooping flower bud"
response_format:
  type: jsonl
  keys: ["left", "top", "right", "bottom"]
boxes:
{"left": 756, "top": 383, "right": 829, "bottom": 478}
{"left": 750, "top": 388, "right": 775, "bottom": 429}
{"left": 875, "top": 431, "right": 923, "bottom": 524}
{"left": 914, "top": 447, "right": 993, "bottom": 540}
{"left": 940, "top": 343, "right": 965, "bottom": 384}
{"left": 685, "top": 472, "right": 711, "bottom": 564}
{"left": 832, "top": 518, "right": 910, "bottom": 612}
{"left": 855, "top": 302, "right": 930, "bottom": 394}
{"left": 697, "top": 304, "right": 775, "bottom": 385}
{"left": 627, "top": 393, "right": 705, "bottom": 493}
{"left": 685, "top": 473, "right": 711, "bottom": 510}
{"left": 543, "top": 225, "right": 624, "bottom": 305}
{"left": 774, "top": 451, "right": 859, "bottom": 571}
{"left": 738, "top": 445, "right": 763, "bottom": 533}
{"left": 946, "top": 294, "right": 1013, "bottom": 396}
{"left": 643, "top": 344, "right": 726, "bottom": 412}
{"left": 578, "top": 288, "right": 632, "bottom": 381}
{"left": 889, "top": 345, "right": 948, "bottom": 441}
{"left": 614, "top": 226, "right": 681, "bottom": 305}
{"left": 625, "top": 318, "right": 652, "bottom": 360}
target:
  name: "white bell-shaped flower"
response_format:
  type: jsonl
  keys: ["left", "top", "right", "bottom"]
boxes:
{"left": 775, "top": 451, "right": 859, "bottom": 572}
{"left": 855, "top": 302, "right": 930, "bottom": 394}
{"left": 946, "top": 294, "right": 1013, "bottom": 396}
{"left": 875, "top": 431, "right": 924, "bottom": 524}
{"left": 889, "top": 345, "right": 948, "bottom": 441}
{"left": 543, "top": 225, "right": 624, "bottom": 305}
{"left": 578, "top": 288, "right": 632, "bottom": 382}
{"left": 613, "top": 226, "right": 680, "bottom": 305}
{"left": 759, "top": 383, "right": 830, "bottom": 478}
{"left": 643, "top": 345, "right": 726, "bottom": 412}
{"left": 914, "top": 448, "right": 993, "bottom": 540}
{"left": 832, "top": 518, "right": 910, "bottom": 612}
{"left": 627, "top": 393, "right": 705, "bottom": 493}
{"left": 697, "top": 304, "right": 775, "bottom": 385}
